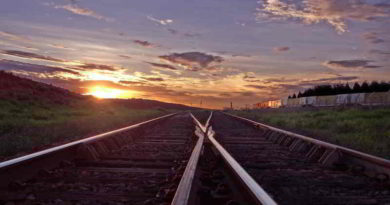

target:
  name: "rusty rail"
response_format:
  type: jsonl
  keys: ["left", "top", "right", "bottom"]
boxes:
{"left": 171, "top": 113, "right": 205, "bottom": 205}
{"left": 223, "top": 112, "right": 390, "bottom": 176}
{"left": 0, "top": 113, "right": 177, "bottom": 169}
{"left": 206, "top": 112, "right": 278, "bottom": 205}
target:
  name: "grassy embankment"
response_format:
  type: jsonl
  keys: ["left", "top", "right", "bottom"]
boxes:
{"left": 0, "top": 100, "right": 170, "bottom": 160}
{"left": 227, "top": 107, "right": 390, "bottom": 159}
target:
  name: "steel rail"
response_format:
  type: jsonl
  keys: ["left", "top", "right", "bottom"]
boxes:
{"left": 171, "top": 113, "right": 205, "bottom": 205}
{"left": 0, "top": 113, "right": 177, "bottom": 169}
{"left": 223, "top": 112, "right": 390, "bottom": 170}
{"left": 206, "top": 112, "right": 278, "bottom": 205}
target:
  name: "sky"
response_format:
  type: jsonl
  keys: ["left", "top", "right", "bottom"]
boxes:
{"left": 0, "top": 0, "right": 389, "bottom": 109}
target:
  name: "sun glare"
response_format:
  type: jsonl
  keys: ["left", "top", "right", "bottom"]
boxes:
{"left": 86, "top": 86, "right": 126, "bottom": 99}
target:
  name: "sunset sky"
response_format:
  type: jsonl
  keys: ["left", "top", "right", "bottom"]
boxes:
{"left": 0, "top": 0, "right": 389, "bottom": 108}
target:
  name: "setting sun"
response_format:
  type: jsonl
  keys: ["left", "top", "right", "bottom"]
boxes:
{"left": 86, "top": 86, "right": 126, "bottom": 99}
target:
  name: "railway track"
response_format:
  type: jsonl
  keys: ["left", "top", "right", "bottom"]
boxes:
{"left": 0, "top": 112, "right": 264, "bottom": 205}
{"left": 0, "top": 113, "right": 197, "bottom": 204}
{"left": 1, "top": 111, "right": 389, "bottom": 205}
{"left": 209, "top": 112, "right": 390, "bottom": 205}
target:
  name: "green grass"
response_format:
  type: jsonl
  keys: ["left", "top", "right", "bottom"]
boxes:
{"left": 228, "top": 107, "right": 390, "bottom": 159}
{"left": 0, "top": 100, "right": 171, "bottom": 160}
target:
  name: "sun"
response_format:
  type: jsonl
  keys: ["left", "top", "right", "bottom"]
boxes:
{"left": 86, "top": 86, "right": 125, "bottom": 99}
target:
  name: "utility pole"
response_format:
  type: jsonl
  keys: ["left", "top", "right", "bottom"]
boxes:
{"left": 230, "top": 101, "right": 233, "bottom": 110}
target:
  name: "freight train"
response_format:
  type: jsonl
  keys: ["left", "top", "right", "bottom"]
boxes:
{"left": 253, "top": 91, "right": 390, "bottom": 109}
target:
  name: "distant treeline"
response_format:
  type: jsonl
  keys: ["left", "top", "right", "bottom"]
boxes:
{"left": 289, "top": 81, "right": 390, "bottom": 98}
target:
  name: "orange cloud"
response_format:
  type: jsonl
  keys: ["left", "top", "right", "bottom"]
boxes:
{"left": 257, "top": 0, "right": 390, "bottom": 33}
{"left": 54, "top": 4, "right": 113, "bottom": 22}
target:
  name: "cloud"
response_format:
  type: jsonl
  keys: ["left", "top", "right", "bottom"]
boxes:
{"left": 245, "top": 84, "right": 267, "bottom": 89}
{"left": 273, "top": 46, "right": 290, "bottom": 52}
{"left": 48, "top": 43, "right": 75, "bottom": 50}
{"left": 0, "top": 31, "right": 28, "bottom": 42}
{"left": 159, "top": 52, "right": 223, "bottom": 71}
{"left": 54, "top": 4, "right": 113, "bottom": 22}
{"left": 0, "top": 59, "right": 80, "bottom": 75}
{"left": 261, "top": 77, "right": 297, "bottom": 84}
{"left": 298, "top": 76, "right": 359, "bottom": 86}
{"left": 132, "top": 40, "right": 156, "bottom": 48}
{"left": 277, "top": 83, "right": 304, "bottom": 90}
{"left": 183, "top": 32, "right": 202, "bottom": 38}
{"left": 119, "top": 80, "right": 144, "bottom": 85}
{"left": 204, "top": 66, "right": 224, "bottom": 73}
{"left": 147, "top": 16, "right": 173, "bottom": 25}
{"left": 304, "top": 76, "right": 358, "bottom": 83}
{"left": 1, "top": 50, "right": 65, "bottom": 62}
{"left": 257, "top": 0, "right": 390, "bottom": 33}
{"left": 147, "top": 62, "right": 178, "bottom": 70}
{"left": 369, "top": 49, "right": 390, "bottom": 55}
{"left": 362, "top": 32, "right": 385, "bottom": 44}
{"left": 219, "top": 93, "right": 232, "bottom": 97}
{"left": 119, "top": 55, "right": 132, "bottom": 59}
{"left": 323, "top": 59, "right": 381, "bottom": 70}
{"left": 141, "top": 77, "right": 164, "bottom": 82}
{"left": 239, "top": 91, "right": 256, "bottom": 97}
{"left": 76, "top": 63, "right": 121, "bottom": 71}
{"left": 167, "top": 28, "right": 178, "bottom": 35}
{"left": 243, "top": 73, "right": 260, "bottom": 82}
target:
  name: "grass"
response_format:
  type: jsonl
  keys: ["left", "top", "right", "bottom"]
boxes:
{"left": 227, "top": 107, "right": 390, "bottom": 159}
{"left": 0, "top": 99, "right": 171, "bottom": 160}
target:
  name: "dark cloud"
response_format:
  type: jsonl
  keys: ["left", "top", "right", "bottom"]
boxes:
{"left": 303, "top": 76, "right": 358, "bottom": 83}
{"left": 165, "top": 28, "right": 201, "bottom": 38}
{"left": 277, "top": 83, "right": 304, "bottom": 90}
{"left": 119, "top": 80, "right": 144, "bottom": 85}
{"left": 205, "top": 66, "right": 224, "bottom": 72}
{"left": 298, "top": 76, "right": 359, "bottom": 87}
{"left": 362, "top": 32, "right": 385, "bottom": 44}
{"left": 369, "top": 49, "right": 390, "bottom": 55}
{"left": 239, "top": 91, "right": 256, "bottom": 97}
{"left": 167, "top": 28, "right": 178, "bottom": 35}
{"left": 245, "top": 84, "right": 267, "bottom": 89}
{"left": 119, "top": 55, "right": 132, "bottom": 59}
{"left": 141, "top": 77, "right": 164, "bottom": 82}
{"left": 183, "top": 32, "right": 202, "bottom": 38}
{"left": 324, "top": 60, "right": 381, "bottom": 70}
{"left": 159, "top": 52, "right": 223, "bottom": 71}
{"left": 146, "top": 62, "right": 177, "bottom": 70}
{"left": 1, "top": 50, "right": 65, "bottom": 62}
{"left": 219, "top": 93, "right": 231, "bottom": 97}
{"left": 76, "top": 63, "right": 120, "bottom": 71}
{"left": 0, "top": 59, "right": 80, "bottom": 75}
{"left": 273, "top": 46, "right": 290, "bottom": 52}
{"left": 243, "top": 73, "right": 260, "bottom": 82}
{"left": 261, "top": 77, "right": 297, "bottom": 84}
{"left": 133, "top": 40, "right": 156, "bottom": 48}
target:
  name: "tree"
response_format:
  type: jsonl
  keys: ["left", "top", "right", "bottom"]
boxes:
{"left": 345, "top": 83, "right": 352, "bottom": 93}
{"left": 378, "top": 81, "right": 390, "bottom": 92}
{"left": 352, "top": 82, "right": 361, "bottom": 93}
{"left": 369, "top": 81, "right": 380, "bottom": 92}
{"left": 292, "top": 94, "right": 297, "bottom": 98}
{"left": 361, "top": 82, "right": 370, "bottom": 93}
